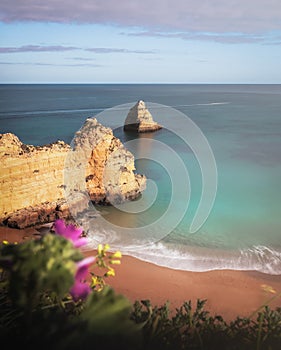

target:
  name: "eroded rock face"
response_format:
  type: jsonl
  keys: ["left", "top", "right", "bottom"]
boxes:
{"left": 0, "top": 133, "right": 71, "bottom": 226}
{"left": 66, "top": 118, "right": 146, "bottom": 205}
{"left": 124, "top": 100, "right": 162, "bottom": 132}
{"left": 0, "top": 119, "right": 146, "bottom": 228}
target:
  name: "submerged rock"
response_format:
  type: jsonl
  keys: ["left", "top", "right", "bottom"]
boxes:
{"left": 124, "top": 100, "right": 162, "bottom": 132}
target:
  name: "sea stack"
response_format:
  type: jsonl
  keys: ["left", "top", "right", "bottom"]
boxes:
{"left": 124, "top": 100, "right": 162, "bottom": 132}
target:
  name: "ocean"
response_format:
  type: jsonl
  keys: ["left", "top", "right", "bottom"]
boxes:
{"left": 1, "top": 84, "right": 281, "bottom": 275}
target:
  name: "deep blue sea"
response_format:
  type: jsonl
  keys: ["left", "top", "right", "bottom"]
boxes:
{"left": 1, "top": 84, "right": 281, "bottom": 274}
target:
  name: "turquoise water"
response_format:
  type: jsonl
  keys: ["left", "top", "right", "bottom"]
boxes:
{"left": 1, "top": 84, "right": 281, "bottom": 274}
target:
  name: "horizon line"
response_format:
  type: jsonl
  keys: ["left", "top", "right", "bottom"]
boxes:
{"left": 1, "top": 82, "right": 281, "bottom": 85}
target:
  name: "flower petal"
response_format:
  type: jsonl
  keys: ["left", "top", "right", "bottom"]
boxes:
{"left": 70, "top": 281, "right": 91, "bottom": 301}
{"left": 74, "top": 237, "right": 88, "bottom": 248}
{"left": 53, "top": 219, "right": 87, "bottom": 247}
{"left": 70, "top": 256, "right": 95, "bottom": 301}
{"left": 75, "top": 256, "right": 95, "bottom": 282}
{"left": 77, "top": 256, "right": 96, "bottom": 269}
{"left": 53, "top": 219, "right": 66, "bottom": 236}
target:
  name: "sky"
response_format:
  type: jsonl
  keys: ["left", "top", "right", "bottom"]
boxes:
{"left": 0, "top": 0, "right": 281, "bottom": 83}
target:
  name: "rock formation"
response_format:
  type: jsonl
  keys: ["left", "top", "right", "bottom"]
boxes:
{"left": 0, "top": 118, "right": 146, "bottom": 228}
{"left": 124, "top": 100, "right": 162, "bottom": 132}
{"left": 66, "top": 118, "right": 146, "bottom": 205}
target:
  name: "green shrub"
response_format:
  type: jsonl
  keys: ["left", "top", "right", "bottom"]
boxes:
{"left": 0, "top": 222, "right": 140, "bottom": 350}
{"left": 130, "top": 299, "right": 281, "bottom": 350}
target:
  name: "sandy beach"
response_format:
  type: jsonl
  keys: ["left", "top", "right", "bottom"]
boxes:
{"left": 106, "top": 254, "right": 281, "bottom": 322}
{"left": 1, "top": 226, "right": 281, "bottom": 322}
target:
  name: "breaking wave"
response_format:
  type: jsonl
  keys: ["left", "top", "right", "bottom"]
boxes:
{"left": 84, "top": 229, "right": 281, "bottom": 275}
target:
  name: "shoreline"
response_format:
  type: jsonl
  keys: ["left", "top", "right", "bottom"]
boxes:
{"left": 104, "top": 253, "right": 281, "bottom": 322}
{"left": 1, "top": 225, "right": 281, "bottom": 322}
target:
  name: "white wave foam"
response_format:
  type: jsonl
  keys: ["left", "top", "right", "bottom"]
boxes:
{"left": 194, "top": 102, "right": 230, "bottom": 106}
{"left": 115, "top": 242, "right": 281, "bottom": 275}
{"left": 83, "top": 227, "right": 281, "bottom": 275}
{"left": 166, "top": 102, "right": 230, "bottom": 108}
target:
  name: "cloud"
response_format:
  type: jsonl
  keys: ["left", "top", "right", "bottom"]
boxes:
{"left": 263, "top": 41, "right": 281, "bottom": 46}
{"left": 0, "top": 45, "right": 79, "bottom": 53}
{"left": 124, "top": 30, "right": 267, "bottom": 44}
{"left": 0, "top": 0, "right": 281, "bottom": 34}
{"left": 0, "top": 61, "right": 102, "bottom": 67}
{"left": 70, "top": 57, "right": 97, "bottom": 61}
{"left": 0, "top": 45, "right": 156, "bottom": 54}
{"left": 85, "top": 48, "right": 155, "bottom": 54}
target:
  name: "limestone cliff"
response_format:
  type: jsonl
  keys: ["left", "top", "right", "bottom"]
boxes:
{"left": 124, "top": 100, "right": 162, "bottom": 132}
{"left": 65, "top": 118, "right": 146, "bottom": 205}
{"left": 0, "top": 118, "right": 146, "bottom": 228}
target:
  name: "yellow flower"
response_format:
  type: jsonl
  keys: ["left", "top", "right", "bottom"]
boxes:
{"left": 98, "top": 243, "right": 110, "bottom": 255}
{"left": 261, "top": 284, "right": 276, "bottom": 294}
{"left": 106, "top": 269, "right": 115, "bottom": 277}
{"left": 97, "top": 244, "right": 103, "bottom": 255}
{"left": 92, "top": 277, "right": 97, "bottom": 285}
{"left": 91, "top": 276, "right": 99, "bottom": 286}
{"left": 2, "top": 240, "right": 9, "bottom": 245}
{"left": 112, "top": 251, "right": 122, "bottom": 258}
{"left": 110, "top": 259, "right": 121, "bottom": 265}
{"left": 104, "top": 243, "right": 110, "bottom": 252}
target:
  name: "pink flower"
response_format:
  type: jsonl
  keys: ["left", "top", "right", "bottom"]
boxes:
{"left": 70, "top": 256, "right": 95, "bottom": 301}
{"left": 53, "top": 219, "right": 88, "bottom": 248}
{"left": 53, "top": 219, "right": 94, "bottom": 300}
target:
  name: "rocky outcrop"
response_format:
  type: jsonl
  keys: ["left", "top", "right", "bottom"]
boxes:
{"left": 124, "top": 100, "right": 162, "bottom": 132}
{"left": 0, "top": 133, "right": 71, "bottom": 227}
{"left": 0, "top": 118, "right": 146, "bottom": 228}
{"left": 66, "top": 118, "right": 146, "bottom": 205}
{"left": 2, "top": 200, "right": 72, "bottom": 229}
